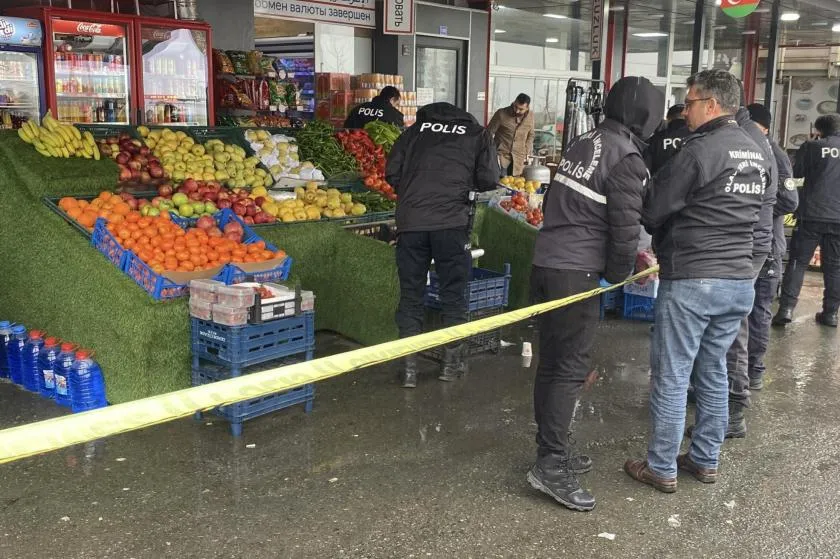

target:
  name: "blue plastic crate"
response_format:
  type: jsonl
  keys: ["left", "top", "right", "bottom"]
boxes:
{"left": 425, "top": 263, "right": 511, "bottom": 312}
{"left": 423, "top": 307, "right": 502, "bottom": 362}
{"left": 623, "top": 293, "right": 656, "bottom": 322}
{"left": 223, "top": 256, "right": 293, "bottom": 285}
{"left": 191, "top": 311, "right": 315, "bottom": 368}
{"left": 192, "top": 356, "right": 315, "bottom": 437}
{"left": 600, "top": 290, "right": 623, "bottom": 320}
{"left": 91, "top": 218, "right": 128, "bottom": 270}
{"left": 122, "top": 250, "right": 224, "bottom": 301}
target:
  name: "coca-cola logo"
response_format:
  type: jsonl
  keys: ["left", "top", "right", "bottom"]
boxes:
{"left": 0, "top": 18, "right": 15, "bottom": 39}
{"left": 76, "top": 22, "right": 103, "bottom": 34}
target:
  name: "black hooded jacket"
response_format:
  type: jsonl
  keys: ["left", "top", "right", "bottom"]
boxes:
{"left": 793, "top": 132, "right": 840, "bottom": 224}
{"left": 533, "top": 76, "right": 664, "bottom": 282}
{"left": 344, "top": 96, "right": 405, "bottom": 129}
{"left": 386, "top": 102, "right": 500, "bottom": 232}
{"left": 643, "top": 114, "right": 770, "bottom": 280}
{"left": 645, "top": 118, "right": 690, "bottom": 175}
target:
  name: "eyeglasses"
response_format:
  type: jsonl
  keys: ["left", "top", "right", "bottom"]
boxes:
{"left": 684, "top": 97, "right": 713, "bottom": 107}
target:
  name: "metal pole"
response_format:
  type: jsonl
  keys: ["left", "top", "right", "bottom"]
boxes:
{"left": 764, "top": 0, "right": 780, "bottom": 114}
{"left": 690, "top": 0, "right": 705, "bottom": 75}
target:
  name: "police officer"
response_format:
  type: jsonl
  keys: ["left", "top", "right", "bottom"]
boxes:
{"left": 344, "top": 86, "right": 405, "bottom": 129}
{"left": 527, "top": 77, "right": 664, "bottom": 511}
{"left": 385, "top": 102, "right": 500, "bottom": 388}
{"left": 745, "top": 103, "right": 798, "bottom": 391}
{"left": 645, "top": 103, "right": 689, "bottom": 175}
{"left": 773, "top": 113, "right": 840, "bottom": 327}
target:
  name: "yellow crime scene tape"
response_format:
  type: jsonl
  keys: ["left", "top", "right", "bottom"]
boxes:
{"left": 0, "top": 266, "right": 658, "bottom": 465}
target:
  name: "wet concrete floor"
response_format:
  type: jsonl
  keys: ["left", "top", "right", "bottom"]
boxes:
{"left": 1, "top": 274, "right": 839, "bottom": 558}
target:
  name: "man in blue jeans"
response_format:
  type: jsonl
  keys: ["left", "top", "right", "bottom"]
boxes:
{"left": 624, "top": 69, "right": 769, "bottom": 492}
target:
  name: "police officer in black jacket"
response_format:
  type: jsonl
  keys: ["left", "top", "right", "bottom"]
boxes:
{"left": 744, "top": 103, "right": 798, "bottom": 391}
{"left": 526, "top": 77, "right": 664, "bottom": 512}
{"left": 344, "top": 86, "right": 405, "bottom": 129}
{"left": 645, "top": 104, "right": 689, "bottom": 175}
{"left": 386, "top": 102, "right": 500, "bottom": 388}
{"left": 774, "top": 113, "right": 840, "bottom": 327}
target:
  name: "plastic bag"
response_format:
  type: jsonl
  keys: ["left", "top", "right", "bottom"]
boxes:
{"left": 260, "top": 56, "right": 275, "bottom": 76}
{"left": 246, "top": 50, "right": 263, "bottom": 75}
{"left": 213, "top": 49, "right": 234, "bottom": 74}
{"left": 226, "top": 50, "right": 249, "bottom": 75}
{"left": 269, "top": 80, "right": 282, "bottom": 106}
{"left": 635, "top": 249, "right": 659, "bottom": 284}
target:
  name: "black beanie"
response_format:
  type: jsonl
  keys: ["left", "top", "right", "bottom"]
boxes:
{"left": 747, "top": 103, "right": 772, "bottom": 130}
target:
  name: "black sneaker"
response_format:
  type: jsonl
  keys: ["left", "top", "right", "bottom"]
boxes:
{"left": 526, "top": 461, "right": 596, "bottom": 512}
{"left": 569, "top": 454, "right": 593, "bottom": 474}
{"left": 816, "top": 311, "right": 839, "bottom": 328}
{"left": 772, "top": 307, "right": 793, "bottom": 327}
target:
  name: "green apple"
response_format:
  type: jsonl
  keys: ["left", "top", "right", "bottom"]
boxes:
{"left": 191, "top": 201, "right": 206, "bottom": 214}
{"left": 204, "top": 201, "right": 218, "bottom": 214}
{"left": 146, "top": 207, "right": 160, "bottom": 217}
{"left": 178, "top": 203, "right": 195, "bottom": 217}
{"left": 172, "top": 193, "right": 189, "bottom": 206}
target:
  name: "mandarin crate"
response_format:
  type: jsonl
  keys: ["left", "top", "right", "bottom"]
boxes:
{"left": 191, "top": 311, "right": 315, "bottom": 368}
{"left": 91, "top": 218, "right": 128, "bottom": 270}
{"left": 425, "top": 263, "right": 511, "bottom": 312}
{"left": 423, "top": 307, "right": 502, "bottom": 362}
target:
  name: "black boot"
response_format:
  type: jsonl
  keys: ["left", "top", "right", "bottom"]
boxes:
{"left": 527, "top": 454, "right": 596, "bottom": 512}
{"left": 566, "top": 431, "right": 592, "bottom": 474}
{"left": 816, "top": 311, "right": 839, "bottom": 327}
{"left": 402, "top": 356, "right": 418, "bottom": 388}
{"left": 772, "top": 307, "right": 793, "bottom": 327}
{"left": 685, "top": 403, "right": 747, "bottom": 439}
{"left": 749, "top": 375, "right": 764, "bottom": 391}
{"left": 438, "top": 344, "right": 467, "bottom": 382}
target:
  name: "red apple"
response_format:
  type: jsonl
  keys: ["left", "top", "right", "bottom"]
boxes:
{"left": 243, "top": 216, "right": 255, "bottom": 225}
{"left": 151, "top": 196, "right": 165, "bottom": 208}
{"left": 204, "top": 191, "right": 219, "bottom": 202}
{"left": 224, "top": 231, "right": 243, "bottom": 242}
{"left": 106, "top": 135, "right": 119, "bottom": 145}
{"left": 217, "top": 199, "right": 232, "bottom": 209}
{"left": 182, "top": 178, "right": 199, "bottom": 193}
{"left": 127, "top": 159, "right": 142, "bottom": 171}
{"left": 188, "top": 191, "right": 202, "bottom": 201}
{"left": 208, "top": 227, "right": 223, "bottom": 238}
{"left": 116, "top": 152, "right": 130, "bottom": 165}
{"left": 254, "top": 196, "right": 266, "bottom": 207}
{"left": 232, "top": 201, "right": 248, "bottom": 216}
{"left": 196, "top": 215, "right": 216, "bottom": 231}
{"left": 140, "top": 171, "right": 151, "bottom": 183}
{"left": 223, "top": 221, "right": 244, "bottom": 236}
{"left": 126, "top": 198, "right": 139, "bottom": 210}
{"left": 245, "top": 205, "right": 258, "bottom": 217}
{"left": 118, "top": 166, "right": 131, "bottom": 182}
{"left": 139, "top": 146, "right": 150, "bottom": 156}
{"left": 149, "top": 166, "right": 165, "bottom": 179}
{"left": 130, "top": 169, "right": 141, "bottom": 181}
{"left": 157, "top": 184, "right": 173, "bottom": 197}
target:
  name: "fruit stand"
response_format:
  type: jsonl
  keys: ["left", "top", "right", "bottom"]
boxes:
{"left": 0, "top": 114, "right": 538, "bottom": 406}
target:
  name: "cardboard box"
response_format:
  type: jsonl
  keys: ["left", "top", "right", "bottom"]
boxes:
{"left": 315, "top": 99, "right": 331, "bottom": 121}
{"left": 623, "top": 278, "right": 659, "bottom": 298}
{"left": 330, "top": 91, "right": 354, "bottom": 119}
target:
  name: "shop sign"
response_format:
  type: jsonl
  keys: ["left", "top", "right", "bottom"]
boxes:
{"left": 52, "top": 19, "right": 125, "bottom": 38}
{"left": 384, "top": 0, "right": 415, "bottom": 35}
{"left": 254, "top": 0, "right": 375, "bottom": 29}
{"left": 0, "top": 17, "right": 42, "bottom": 47}
{"left": 721, "top": 0, "right": 760, "bottom": 18}
{"left": 590, "top": 0, "right": 602, "bottom": 62}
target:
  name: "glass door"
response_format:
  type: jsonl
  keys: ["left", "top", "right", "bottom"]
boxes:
{"left": 415, "top": 37, "right": 467, "bottom": 109}
{"left": 0, "top": 49, "right": 40, "bottom": 127}
{"left": 139, "top": 26, "right": 208, "bottom": 126}
{"left": 51, "top": 18, "right": 131, "bottom": 124}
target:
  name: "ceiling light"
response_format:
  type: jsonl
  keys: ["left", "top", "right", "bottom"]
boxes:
{"left": 715, "top": 0, "right": 721, "bottom": 5}
{"left": 833, "top": 23, "right": 840, "bottom": 32}
{"left": 543, "top": 13, "right": 567, "bottom": 19}
{"left": 742, "top": 30, "right": 757, "bottom": 35}
{"left": 609, "top": 5, "right": 625, "bottom": 11}
{"left": 780, "top": 12, "right": 800, "bottom": 21}
{"left": 633, "top": 32, "right": 668, "bottom": 38}
{"left": 545, "top": 37, "right": 559, "bottom": 43}
{"left": 495, "top": 29, "right": 506, "bottom": 33}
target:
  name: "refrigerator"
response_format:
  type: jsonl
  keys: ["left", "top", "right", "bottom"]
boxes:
{"left": 0, "top": 16, "right": 46, "bottom": 128}
{"left": 6, "top": 7, "right": 213, "bottom": 126}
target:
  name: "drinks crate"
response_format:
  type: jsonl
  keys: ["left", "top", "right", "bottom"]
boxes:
{"left": 623, "top": 293, "right": 656, "bottom": 322}
{"left": 425, "top": 263, "right": 511, "bottom": 312}
{"left": 422, "top": 307, "right": 502, "bottom": 362}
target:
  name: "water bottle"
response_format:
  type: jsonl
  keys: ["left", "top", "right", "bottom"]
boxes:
{"left": 21, "top": 330, "right": 45, "bottom": 393}
{"left": 7, "top": 325, "right": 27, "bottom": 386}
{"left": 69, "top": 350, "right": 107, "bottom": 413}
{"left": 38, "top": 337, "right": 60, "bottom": 399}
{"left": 0, "top": 321, "right": 12, "bottom": 379}
{"left": 53, "top": 343, "right": 76, "bottom": 407}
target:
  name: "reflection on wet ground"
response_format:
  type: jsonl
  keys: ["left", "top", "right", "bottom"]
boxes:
{"left": 1, "top": 275, "right": 838, "bottom": 558}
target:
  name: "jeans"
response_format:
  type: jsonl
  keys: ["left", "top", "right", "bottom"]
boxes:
{"left": 530, "top": 266, "right": 600, "bottom": 459}
{"left": 395, "top": 229, "right": 471, "bottom": 338}
{"left": 647, "top": 279, "right": 755, "bottom": 478}
{"left": 779, "top": 220, "right": 840, "bottom": 314}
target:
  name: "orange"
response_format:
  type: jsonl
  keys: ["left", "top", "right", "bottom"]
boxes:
{"left": 98, "top": 191, "right": 113, "bottom": 201}
{"left": 180, "top": 261, "right": 195, "bottom": 272}
{"left": 110, "top": 214, "right": 125, "bottom": 224}
{"left": 112, "top": 202, "right": 131, "bottom": 216}
{"left": 125, "top": 212, "right": 141, "bottom": 223}
{"left": 67, "top": 207, "right": 83, "bottom": 220}
{"left": 78, "top": 211, "right": 97, "bottom": 228}
{"left": 59, "top": 197, "right": 79, "bottom": 211}
{"left": 77, "top": 200, "right": 90, "bottom": 209}
{"left": 118, "top": 229, "right": 132, "bottom": 241}
{"left": 123, "top": 239, "right": 136, "bottom": 249}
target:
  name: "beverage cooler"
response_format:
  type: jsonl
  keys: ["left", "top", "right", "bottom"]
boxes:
{"left": 0, "top": 16, "right": 46, "bottom": 128}
{"left": 6, "top": 7, "right": 213, "bottom": 126}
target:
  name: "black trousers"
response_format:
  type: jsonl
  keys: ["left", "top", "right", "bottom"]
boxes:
{"left": 530, "top": 266, "right": 600, "bottom": 458}
{"left": 748, "top": 272, "right": 779, "bottom": 382}
{"left": 725, "top": 256, "right": 765, "bottom": 408}
{"left": 395, "top": 229, "right": 471, "bottom": 338}
{"left": 779, "top": 220, "right": 840, "bottom": 314}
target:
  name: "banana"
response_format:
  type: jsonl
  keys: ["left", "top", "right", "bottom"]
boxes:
{"left": 58, "top": 126, "right": 73, "bottom": 144}
{"left": 17, "top": 127, "right": 33, "bottom": 144}
{"left": 60, "top": 146, "right": 70, "bottom": 158}
{"left": 46, "top": 144, "right": 60, "bottom": 158}
{"left": 93, "top": 145, "right": 101, "bottom": 161}
{"left": 24, "top": 121, "right": 39, "bottom": 139}
{"left": 69, "top": 125, "right": 81, "bottom": 141}
{"left": 33, "top": 139, "right": 46, "bottom": 151}
{"left": 40, "top": 132, "right": 58, "bottom": 148}
{"left": 35, "top": 146, "right": 52, "bottom": 157}
{"left": 42, "top": 113, "right": 58, "bottom": 132}
{"left": 82, "top": 131, "right": 95, "bottom": 146}
{"left": 82, "top": 152, "right": 92, "bottom": 159}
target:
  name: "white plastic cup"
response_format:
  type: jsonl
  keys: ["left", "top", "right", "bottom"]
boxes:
{"left": 522, "top": 341, "right": 533, "bottom": 357}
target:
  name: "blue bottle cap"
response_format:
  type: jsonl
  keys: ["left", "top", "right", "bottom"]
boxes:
{"left": 0, "top": 321, "right": 10, "bottom": 328}
{"left": 12, "top": 325, "right": 26, "bottom": 334}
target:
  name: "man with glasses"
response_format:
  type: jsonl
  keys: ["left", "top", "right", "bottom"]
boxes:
{"left": 488, "top": 93, "right": 535, "bottom": 176}
{"left": 624, "top": 70, "right": 769, "bottom": 493}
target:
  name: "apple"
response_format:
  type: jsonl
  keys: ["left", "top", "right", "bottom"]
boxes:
{"left": 130, "top": 169, "right": 141, "bottom": 181}
{"left": 138, "top": 199, "right": 151, "bottom": 209}
{"left": 172, "top": 193, "right": 189, "bottom": 206}
{"left": 178, "top": 204, "right": 195, "bottom": 217}
{"left": 208, "top": 227, "right": 223, "bottom": 238}
{"left": 118, "top": 166, "right": 132, "bottom": 182}
{"left": 191, "top": 201, "right": 206, "bottom": 214}
{"left": 158, "top": 184, "right": 173, "bottom": 197}
{"left": 243, "top": 216, "right": 255, "bottom": 225}
{"left": 188, "top": 191, "right": 203, "bottom": 201}
{"left": 254, "top": 196, "right": 266, "bottom": 207}
{"left": 204, "top": 201, "right": 218, "bottom": 214}
{"left": 139, "top": 146, "right": 150, "bottom": 156}
{"left": 116, "top": 152, "right": 130, "bottom": 165}
{"left": 245, "top": 204, "right": 258, "bottom": 217}
{"left": 151, "top": 196, "right": 165, "bottom": 208}
{"left": 140, "top": 171, "right": 151, "bottom": 183}
{"left": 126, "top": 198, "right": 139, "bottom": 211}
{"left": 217, "top": 199, "right": 232, "bottom": 209}
{"left": 204, "top": 190, "right": 219, "bottom": 202}
{"left": 223, "top": 221, "right": 244, "bottom": 236}
{"left": 224, "top": 231, "right": 243, "bottom": 242}
{"left": 106, "top": 135, "right": 119, "bottom": 145}
{"left": 140, "top": 205, "right": 152, "bottom": 216}
{"left": 182, "top": 178, "right": 199, "bottom": 193}
{"left": 196, "top": 215, "right": 215, "bottom": 230}
{"left": 146, "top": 207, "right": 160, "bottom": 217}
{"left": 232, "top": 201, "right": 248, "bottom": 216}
{"left": 127, "top": 159, "right": 142, "bottom": 171}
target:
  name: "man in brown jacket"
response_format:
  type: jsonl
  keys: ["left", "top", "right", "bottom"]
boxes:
{"left": 488, "top": 93, "right": 536, "bottom": 176}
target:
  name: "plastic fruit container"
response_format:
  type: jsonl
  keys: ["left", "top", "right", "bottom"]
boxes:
{"left": 189, "top": 299, "right": 214, "bottom": 320}
{"left": 216, "top": 285, "right": 256, "bottom": 308}
{"left": 301, "top": 290, "right": 316, "bottom": 312}
{"left": 190, "top": 279, "right": 223, "bottom": 303}
{"left": 212, "top": 303, "right": 249, "bottom": 326}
